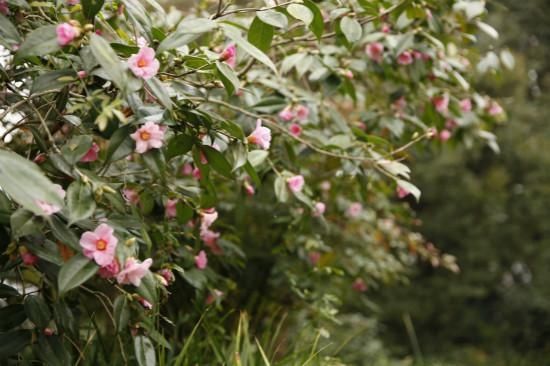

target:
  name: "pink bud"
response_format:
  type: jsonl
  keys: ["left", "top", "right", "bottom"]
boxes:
{"left": 21, "top": 252, "right": 38, "bottom": 266}
{"left": 195, "top": 250, "right": 208, "bottom": 270}
{"left": 77, "top": 70, "right": 87, "bottom": 79}
{"left": 439, "top": 129, "right": 452, "bottom": 142}
{"left": 397, "top": 51, "right": 414, "bottom": 65}
{"left": 289, "top": 123, "right": 302, "bottom": 137}
{"left": 352, "top": 278, "right": 368, "bottom": 292}
{"left": 459, "top": 98, "right": 472, "bottom": 112}
{"left": 308, "top": 251, "right": 321, "bottom": 266}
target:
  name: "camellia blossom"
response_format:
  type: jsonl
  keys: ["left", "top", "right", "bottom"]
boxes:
{"left": 433, "top": 94, "right": 450, "bottom": 114}
{"left": 158, "top": 269, "right": 175, "bottom": 284}
{"left": 313, "top": 202, "right": 326, "bottom": 217}
{"left": 346, "top": 202, "right": 363, "bottom": 218}
{"left": 397, "top": 186, "right": 410, "bottom": 199}
{"left": 21, "top": 251, "right": 38, "bottom": 266}
{"left": 247, "top": 119, "right": 271, "bottom": 150}
{"left": 36, "top": 184, "right": 66, "bottom": 216}
{"left": 397, "top": 51, "right": 414, "bottom": 65}
{"left": 122, "top": 188, "right": 140, "bottom": 205}
{"left": 130, "top": 121, "right": 165, "bottom": 153}
{"left": 488, "top": 101, "right": 504, "bottom": 116}
{"left": 56, "top": 23, "right": 78, "bottom": 46}
{"left": 79, "top": 224, "right": 118, "bottom": 267}
{"left": 219, "top": 43, "right": 237, "bottom": 68}
{"left": 352, "top": 278, "right": 368, "bottom": 292}
{"left": 117, "top": 257, "right": 153, "bottom": 286}
{"left": 77, "top": 70, "right": 87, "bottom": 79}
{"left": 128, "top": 46, "right": 160, "bottom": 80}
{"left": 366, "top": 42, "right": 384, "bottom": 63}
{"left": 201, "top": 229, "right": 222, "bottom": 254}
{"left": 200, "top": 208, "right": 218, "bottom": 231}
{"left": 460, "top": 98, "right": 472, "bottom": 112}
{"left": 289, "top": 123, "right": 302, "bottom": 137}
{"left": 294, "top": 105, "right": 309, "bottom": 121}
{"left": 278, "top": 105, "right": 295, "bottom": 121}
{"left": 165, "top": 199, "right": 177, "bottom": 219}
{"left": 195, "top": 250, "right": 208, "bottom": 270}
{"left": 0, "top": 0, "right": 9, "bottom": 15}
{"left": 98, "top": 258, "right": 120, "bottom": 279}
{"left": 243, "top": 180, "right": 255, "bottom": 196}
{"left": 80, "top": 142, "right": 99, "bottom": 162}
{"left": 439, "top": 129, "right": 452, "bottom": 142}
{"left": 287, "top": 175, "right": 305, "bottom": 193}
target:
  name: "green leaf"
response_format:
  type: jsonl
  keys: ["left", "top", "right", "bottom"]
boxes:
{"left": 165, "top": 133, "right": 194, "bottom": 161}
{"left": 58, "top": 255, "right": 99, "bottom": 296}
{"left": 113, "top": 295, "right": 130, "bottom": 333}
{"left": 24, "top": 295, "right": 51, "bottom": 329}
{"left": 136, "top": 272, "right": 157, "bottom": 304}
{"left": 10, "top": 208, "right": 40, "bottom": 238}
{"left": 145, "top": 77, "right": 173, "bottom": 110}
{"left": 82, "top": 0, "right": 105, "bottom": 20}
{"left": 0, "top": 305, "right": 26, "bottom": 331}
{"left": 201, "top": 146, "right": 233, "bottom": 179}
{"left": 16, "top": 25, "right": 59, "bottom": 59}
{"left": 0, "top": 284, "right": 19, "bottom": 298}
{"left": 287, "top": 4, "right": 314, "bottom": 26}
{"left": 397, "top": 179, "right": 421, "bottom": 202}
{"left": 248, "top": 150, "right": 269, "bottom": 167}
{"left": 89, "top": 33, "right": 128, "bottom": 91}
{"left": 66, "top": 180, "right": 96, "bottom": 224}
{"left": 228, "top": 142, "right": 247, "bottom": 171}
{"left": 0, "top": 150, "right": 64, "bottom": 215}
{"left": 158, "top": 18, "right": 217, "bottom": 52}
{"left": 176, "top": 202, "right": 194, "bottom": 224}
{"left": 218, "top": 120, "right": 245, "bottom": 140}
{"left": 257, "top": 9, "right": 288, "bottom": 29}
{"left": 142, "top": 149, "right": 166, "bottom": 179}
{"left": 248, "top": 17, "right": 274, "bottom": 52}
{"left": 0, "top": 13, "right": 20, "bottom": 45}
{"left": 340, "top": 16, "right": 362, "bottom": 43}
{"left": 25, "top": 240, "right": 63, "bottom": 265}
{"left": 104, "top": 124, "right": 134, "bottom": 165}
{"left": 60, "top": 134, "right": 93, "bottom": 165}
{"left": 0, "top": 330, "right": 31, "bottom": 359}
{"left": 216, "top": 61, "right": 240, "bottom": 96}
{"left": 134, "top": 335, "right": 156, "bottom": 366}
{"left": 49, "top": 215, "right": 80, "bottom": 250}
{"left": 35, "top": 334, "right": 72, "bottom": 366}
{"left": 303, "top": 0, "right": 324, "bottom": 39}
{"left": 274, "top": 176, "right": 289, "bottom": 203}
{"left": 221, "top": 24, "right": 278, "bottom": 74}
{"left": 31, "top": 70, "right": 76, "bottom": 95}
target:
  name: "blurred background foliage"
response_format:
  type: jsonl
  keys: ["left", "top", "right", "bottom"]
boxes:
{"left": 375, "top": 0, "right": 550, "bottom": 364}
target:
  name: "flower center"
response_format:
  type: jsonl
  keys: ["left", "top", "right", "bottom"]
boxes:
{"left": 137, "top": 58, "right": 147, "bottom": 68}
{"left": 96, "top": 239, "right": 107, "bottom": 251}
{"left": 140, "top": 131, "right": 151, "bottom": 141}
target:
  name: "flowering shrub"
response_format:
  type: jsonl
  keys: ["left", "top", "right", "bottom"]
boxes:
{"left": 0, "top": 0, "right": 504, "bottom": 363}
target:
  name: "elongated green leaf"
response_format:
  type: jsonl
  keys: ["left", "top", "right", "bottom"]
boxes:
{"left": 0, "top": 305, "right": 26, "bottom": 331}
{"left": 201, "top": 146, "right": 233, "bottom": 179}
{"left": 10, "top": 208, "right": 40, "bottom": 238}
{"left": 67, "top": 180, "right": 96, "bottom": 224}
{"left": 221, "top": 24, "right": 277, "bottom": 74}
{"left": 340, "top": 16, "right": 362, "bottom": 43}
{"left": 0, "top": 330, "right": 31, "bottom": 359}
{"left": 248, "top": 17, "right": 274, "bottom": 52}
{"left": 145, "top": 77, "right": 173, "bottom": 110}
{"left": 134, "top": 335, "right": 156, "bottom": 366}
{"left": 166, "top": 133, "right": 194, "bottom": 160}
{"left": 16, "top": 25, "right": 59, "bottom": 59}
{"left": 89, "top": 33, "right": 128, "bottom": 90}
{"left": 257, "top": 9, "right": 288, "bottom": 29}
{"left": 158, "top": 18, "right": 217, "bottom": 52}
{"left": 60, "top": 135, "right": 93, "bottom": 165}
{"left": 0, "top": 150, "right": 64, "bottom": 215}
{"left": 274, "top": 176, "right": 289, "bottom": 203}
{"left": 0, "top": 13, "right": 20, "bottom": 45}
{"left": 113, "top": 295, "right": 130, "bottom": 333}
{"left": 104, "top": 124, "right": 134, "bottom": 165}
{"left": 25, "top": 240, "right": 63, "bottom": 265}
{"left": 303, "top": 0, "right": 324, "bottom": 39}
{"left": 49, "top": 215, "right": 80, "bottom": 250}
{"left": 287, "top": 4, "right": 313, "bottom": 26}
{"left": 82, "top": 0, "right": 104, "bottom": 20}
{"left": 0, "top": 284, "right": 19, "bottom": 298}
{"left": 216, "top": 61, "right": 240, "bottom": 96}
{"left": 24, "top": 295, "right": 51, "bottom": 329}
{"left": 31, "top": 70, "right": 76, "bottom": 95}
{"left": 136, "top": 272, "right": 157, "bottom": 304}
{"left": 58, "top": 255, "right": 99, "bottom": 296}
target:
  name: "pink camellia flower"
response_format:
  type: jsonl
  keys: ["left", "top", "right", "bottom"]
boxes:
{"left": 247, "top": 119, "right": 271, "bottom": 150}
{"left": 0, "top": 0, "right": 9, "bottom": 15}
{"left": 294, "top": 105, "right": 310, "bottom": 121}
{"left": 352, "top": 278, "right": 368, "bottom": 292}
{"left": 77, "top": 70, "right": 87, "bottom": 79}
{"left": 56, "top": 23, "right": 78, "bottom": 46}
{"left": 308, "top": 251, "right": 321, "bottom": 266}
{"left": 158, "top": 268, "right": 175, "bottom": 284}
{"left": 130, "top": 121, "right": 165, "bottom": 153}
{"left": 165, "top": 199, "right": 177, "bottom": 219}
{"left": 117, "top": 257, "right": 153, "bottom": 286}
{"left": 287, "top": 175, "right": 305, "bottom": 193}
{"left": 201, "top": 229, "right": 223, "bottom": 255}
{"left": 195, "top": 250, "right": 208, "bottom": 270}
{"left": 200, "top": 208, "right": 218, "bottom": 231}
{"left": 289, "top": 123, "right": 302, "bottom": 137}
{"left": 346, "top": 202, "right": 362, "bottom": 218}
{"left": 122, "top": 188, "right": 140, "bottom": 205}
{"left": 366, "top": 42, "right": 384, "bottom": 63}
{"left": 138, "top": 297, "right": 153, "bottom": 310}
{"left": 432, "top": 94, "right": 449, "bottom": 114}
{"left": 181, "top": 163, "right": 194, "bottom": 176}
{"left": 381, "top": 23, "right": 391, "bottom": 33}
{"left": 445, "top": 119, "right": 458, "bottom": 130}
{"left": 36, "top": 184, "right": 66, "bottom": 216}
{"left": 128, "top": 46, "right": 160, "bottom": 80}
{"left": 243, "top": 180, "right": 255, "bottom": 196}
{"left": 219, "top": 43, "right": 237, "bottom": 68}
{"left": 98, "top": 258, "right": 120, "bottom": 279}
{"left": 43, "top": 328, "right": 55, "bottom": 336}
{"left": 136, "top": 36, "right": 148, "bottom": 48}
{"left": 80, "top": 142, "right": 99, "bottom": 162}
{"left": 488, "top": 101, "right": 503, "bottom": 116}
{"left": 397, "top": 186, "right": 410, "bottom": 199}
{"left": 79, "top": 224, "right": 118, "bottom": 267}
{"left": 313, "top": 202, "right": 326, "bottom": 217}
{"left": 21, "top": 252, "right": 38, "bottom": 266}
{"left": 67, "top": 0, "right": 79, "bottom": 5}
{"left": 397, "top": 51, "right": 414, "bottom": 65}
{"left": 278, "top": 105, "right": 295, "bottom": 122}
{"left": 320, "top": 181, "right": 331, "bottom": 191}
{"left": 192, "top": 167, "right": 202, "bottom": 180}
{"left": 439, "top": 129, "right": 452, "bottom": 142}
{"left": 459, "top": 98, "right": 472, "bottom": 112}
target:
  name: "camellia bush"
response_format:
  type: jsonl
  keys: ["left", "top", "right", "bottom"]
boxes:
{"left": 0, "top": 0, "right": 504, "bottom": 364}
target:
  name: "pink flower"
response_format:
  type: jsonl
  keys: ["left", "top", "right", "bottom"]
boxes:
{"left": 136, "top": 36, "right": 148, "bottom": 48}
{"left": 247, "top": 119, "right": 271, "bottom": 150}
{"left": 130, "top": 121, "right": 165, "bottom": 153}
{"left": 352, "top": 278, "right": 368, "bottom": 292}
{"left": 36, "top": 184, "right": 65, "bottom": 216}
{"left": 195, "top": 250, "right": 208, "bottom": 270}
{"left": 488, "top": 101, "right": 503, "bottom": 116}
{"left": 158, "top": 269, "right": 175, "bottom": 284}
{"left": 308, "top": 251, "right": 321, "bottom": 266}
{"left": 138, "top": 297, "right": 153, "bottom": 309}
{"left": 56, "top": 23, "right": 78, "bottom": 46}
{"left": 128, "top": 47, "right": 160, "bottom": 80}
{"left": 346, "top": 202, "right": 362, "bottom": 218}
{"left": 342, "top": 70, "right": 354, "bottom": 79}
{"left": 122, "top": 188, "right": 140, "bottom": 205}
{"left": 287, "top": 175, "right": 305, "bottom": 193}
{"left": 165, "top": 199, "right": 177, "bottom": 218}
{"left": 21, "top": 252, "right": 38, "bottom": 266}
{"left": 433, "top": 94, "right": 449, "bottom": 114}
{"left": 80, "top": 142, "right": 99, "bottom": 162}
{"left": 320, "top": 181, "right": 331, "bottom": 191}
{"left": 381, "top": 23, "right": 391, "bottom": 33}
{"left": 397, "top": 186, "right": 410, "bottom": 199}
{"left": 313, "top": 202, "right": 326, "bottom": 217}
{"left": 294, "top": 105, "right": 309, "bottom": 121}
{"left": 445, "top": 119, "right": 458, "bottom": 130}
{"left": 77, "top": 70, "right": 87, "bottom": 79}
{"left": 0, "top": 0, "right": 9, "bottom": 15}
{"left": 397, "top": 51, "right": 414, "bottom": 65}
{"left": 98, "top": 258, "right": 120, "bottom": 279}
{"left": 201, "top": 229, "right": 222, "bottom": 254}
{"left": 192, "top": 167, "right": 202, "bottom": 180}
{"left": 278, "top": 106, "right": 295, "bottom": 121}
{"left": 117, "top": 257, "right": 153, "bottom": 286}
{"left": 67, "top": 0, "right": 79, "bottom": 4}
{"left": 200, "top": 208, "right": 218, "bottom": 231}
{"left": 181, "top": 163, "right": 194, "bottom": 176}
{"left": 79, "top": 224, "right": 118, "bottom": 267}
{"left": 459, "top": 98, "right": 472, "bottom": 112}
{"left": 439, "top": 129, "right": 452, "bottom": 142}
{"left": 244, "top": 180, "right": 255, "bottom": 196}
{"left": 366, "top": 42, "right": 384, "bottom": 63}
{"left": 289, "top": 123, "right": 302, "bottom": 137}
{"left": 220, "top": 43, "right": 236, "bottom": 68}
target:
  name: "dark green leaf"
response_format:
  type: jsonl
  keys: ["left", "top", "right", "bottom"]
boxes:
{"left": 134, "top": 335, "right": 156, "bottom": 366}
{"left": 49, "top": 215, "right": 80, "bottom": 250}
{"left": 25, "top": 240, "right": 63, "bottom": 265}
{"left": 0, "top": 13, "right": 21, "bottom": 45}
{"left": 145, "top": 77, "right": 173, "bottom": 110}
{"left": 89, "top": 33, "right": 128, "bottom": 91}
{"left": 248, "top": 17, "right": 274, "bottom": 52}
{"left": 216, "top": 61, "right": 240, "bottom": 96}
{"left": 82, "top": 0, "right": 105, "bottom": 21}
{"left": 0, "top": 284, "right": 19, "bottom": 298}
{"left": 16, "top": 25, "right": 59, "bottom": 59}
{"left": 201, "top": 146, "right": 233, "bottom": 179}
{"left": 113, "top": 295, "right": 130, "bottom": 333}
{"left": 0, "top": 330, "right": 31, "bottom": 359}
{"left": 303, "top": 0, "right": 324, "bottom": 39}
{"left": 24, "top": 295, "right": 51, "bottom": 329}
{"left": 166, "top": 133, "right": 194, "bottom": 161}
{"left": 0, "top": 305, "right": 26, "bottom": 331}
{"left": 58, "top": 255, "right": 99, "bottom": 296}
{"left": 66, "top": 180, "right": 96, "bottom": 224}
